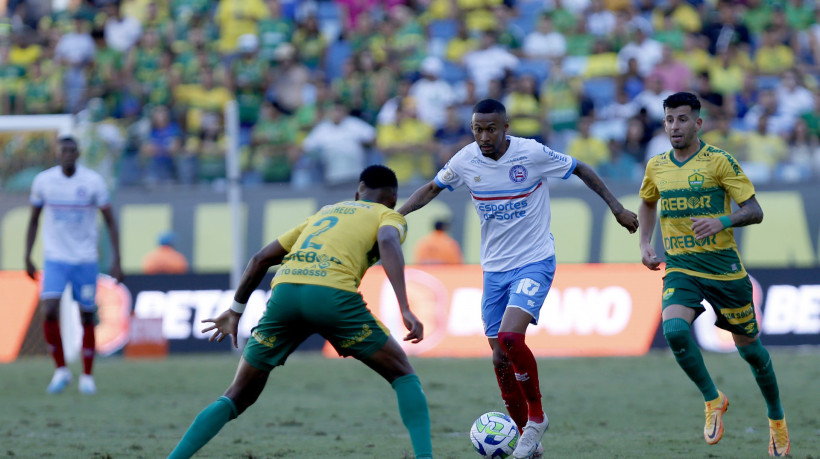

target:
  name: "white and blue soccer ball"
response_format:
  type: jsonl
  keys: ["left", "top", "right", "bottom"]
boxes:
{"left": 469, "top": 411, "right": 520, "bottom": 458}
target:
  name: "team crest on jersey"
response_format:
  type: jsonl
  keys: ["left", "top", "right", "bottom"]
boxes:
{"left": 509, "top": 165, "right": 527, "bottom": 183}
{"left": 441, "top": 168, "right": 455, "bottom": 182}
{"left": 76, "top": 187, "right": 88, "bottom": 198}
{"left": 474, "top": 176, "right": 481, "bottom": 182}
{"left": 688, "top": 173, "right": 704, "bottom": 190}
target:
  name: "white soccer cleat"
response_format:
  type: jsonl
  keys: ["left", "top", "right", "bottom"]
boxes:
{"left": 513, "top": 416, "right": 549, "bottom": 458}
{"left": 46, "top": 367, "right": 72, "bottom": 394}
{"left": 79, "top": 374, "right": 97, "bottom": 395}
{"left": 532, "top": 441, "right": 544, "bottom": 458}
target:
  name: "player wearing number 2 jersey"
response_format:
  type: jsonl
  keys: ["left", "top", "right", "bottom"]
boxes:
{"left": 168, "top": 165, "right": 433, "bottom": 459}
{"left": 399, "top": 99, "right": 639, "bottom": 459}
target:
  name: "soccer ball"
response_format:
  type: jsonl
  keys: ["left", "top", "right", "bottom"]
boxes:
{"left": 469, "top": 411, "right": 520, "bottom": 458}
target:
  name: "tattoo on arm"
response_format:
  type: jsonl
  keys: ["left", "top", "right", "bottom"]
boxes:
{"left": 731, "top": 196, "right": 763, "bottom": 227}
{"left": 573, "top": 162, "right": 623, "bottom": 212}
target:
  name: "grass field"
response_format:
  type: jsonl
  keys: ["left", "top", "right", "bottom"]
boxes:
{"left": 1, "top": 349, "right": 818, "bottom": 458}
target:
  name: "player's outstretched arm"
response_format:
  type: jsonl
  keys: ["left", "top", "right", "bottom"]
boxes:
{"left": 690, "top": 195, "right": 763, "bottom": 240}
{"left": 24, "top": 206, "right": 42, "bottom": 280}
{"left": 202, "top": 239, "right": 288, "bottom": 347}
{"left": 638, "top": 199, "right": 662, "bottom": 271}
{"left": 572, "top": 160, "right": 638, "bottom": 233}
{"left": 377, "top": 226, "right": 424, "bottom": 343}
{"left": 397, "top": 180, "right": 444, "bottom": 217}
{"left": 100, "top": 205, "right": 124, "bottom": 282}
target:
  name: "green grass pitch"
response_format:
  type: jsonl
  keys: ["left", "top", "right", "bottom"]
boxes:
{"left": 1, "top": 349, "right": 818, "bottom": 458}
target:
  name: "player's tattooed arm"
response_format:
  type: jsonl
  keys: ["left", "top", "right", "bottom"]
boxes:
{"left": 573, "top": 161, "right": 639, "bottom": 233}
{"left": 731, "top": 196, "right": 764, "bottom": 227}
{"left": 397, "top": 180, "right": 444, "bottom": 216}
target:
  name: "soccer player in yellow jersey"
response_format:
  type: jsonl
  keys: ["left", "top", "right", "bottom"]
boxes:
{"left": 168, "top": 165, "right": 433, "bottom": 459}
{"left": 638, "top": 92, "right": 790, "bottom": 456}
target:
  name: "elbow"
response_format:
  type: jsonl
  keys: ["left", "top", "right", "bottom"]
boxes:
{"left": 755, "top": 209, "right": 764, "bottom": 224}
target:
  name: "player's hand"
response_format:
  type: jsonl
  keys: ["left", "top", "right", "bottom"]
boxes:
{"left": 613, "top": 207, "right": 639, "bottom": 233}
{"left": 690, "top": 217, "right": 723, "bottom": 240}
{"left": 401, "top": 309, "right": 424, "bottom": 344}
{"left": 202, "top": 309, "right": 242, "bottom": 348}
{"left": 25, "top": 258, "right": 37, "bottom": 280}
{"left": 641, "top": 244, "right": 662, "bottom": 271}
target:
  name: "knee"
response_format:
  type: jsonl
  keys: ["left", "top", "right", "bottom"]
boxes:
{"left": 662, "top": 318, "right": 691, "bottom": 349}
{"left": 497, "top": 331, "right": 524, "bottom": 352}
{"left": 492, "top": 346, "right": 510, "bottom": 369}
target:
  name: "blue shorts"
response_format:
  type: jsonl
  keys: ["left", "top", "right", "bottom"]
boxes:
{"left": 41, "top": 260, "right": 99, "bottom": 310}
{"left": 482, "top": 256, "right": 556, "bottom": 338}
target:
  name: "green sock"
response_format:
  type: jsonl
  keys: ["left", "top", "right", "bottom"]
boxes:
{"left": 663, "top": 318, "right": 719, "bottom": 401}
{"left": 391, "top": 374, "right": 433, "bottom": 459}
{"left": 168, "top": 396, "right": 238, "bottom": 459}
{"left": 737, "top": 340, "right": 784, "bottom": 420}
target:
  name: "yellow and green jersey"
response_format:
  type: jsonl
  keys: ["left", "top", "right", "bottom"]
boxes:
{"left": 273, "top": 200, "right": 407, "bottom": 293}
{"left": 639, "top": 141, "right": 755, "bottom": 281}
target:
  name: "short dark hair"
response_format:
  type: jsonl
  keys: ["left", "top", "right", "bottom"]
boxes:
{"left": 58, "top": 135, "right": 78, "bottom": 146}
{"left": 473, "top": 99, "right": 507, "bottom": 117}
{"left": 663, "top": 92, "right": 701, "bottom": 114}
{"left": 434, "top": 220, "right": 448, "bottom": 231}
{"left": 359, "top": 165, "right": 398, "bottom": 189}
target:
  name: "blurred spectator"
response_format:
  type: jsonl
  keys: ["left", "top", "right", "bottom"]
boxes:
{"left": 142, "top": 232, "right": 189, "bottom": 274}
{"left": 649, "top": 45, "right": 692, "bottom": 93}
{"left": 591, "top": 87, "right": 638, "bottom": 142}
{"left": 267, "top": 42, "right": 310, "bottom": 113}
{"left": 55, "top": 16, "right": 95, "bottom": 113}
{"left": 616, "top": 25, "right": 662, "bottom": 77}
{"left": 434, "top": 105, "right": 472, "bottom": 169}
{"left": 0, "top": 44, "right": 25, "bottom": 114}
{"left": 291, "top": 14, "right": 326, "bottom": 71}
{"left": 103, "top": 2, "right": 141, "bottom": 53}
{"left": 644, "top": 124, "right": 672, "bottom": 162}
{"left": 651, "top": 0, "right": 700, "bottom": 34}
{"left": 774, "top": 69, "right": 813, "bottom": 119}
{"left": 754, "top": 26, "right": 795, "bottom": 76}
{"left": 142, "top": 105, "right": 182, "bottom": 184}
{"left": 228, "top": 34, "right": 270, "bottom": 144}
{"left": 250, "top": 101, "right": 299, "bottom": 183}
{"left": 742, "top": 0, "right": 774, "bottom": 38}
{"left": 9, "top": 32, "right": 43, "bottom": 67}
{"left": 744, "top": 114, "right": 788, "bottom": 182}
{"left": 708, "top": 48, "right": 745, "bottom": 97}
{"left": 618, "top": 56, "right": 644, "bottom": 100}
{"left": 376, "top": 103, "right": 435, "bottom": 184}
{"left": 620, "top": 117, "right": 648, "bottom": 164}
{"left": 302, "top": 101, "right": 376, "bottom": 186}
{"left": 786, "top": 117, "right": 820, "bottom": 179}
{"left": 410, "top": 56, "right": 456, "bottom": 130}
{"left": 445, "top": 19, "right": 479, "bottom": 64}
{"left": 732, "top": 73, "right": 759, "bottom": 120}
{"left": 257, "top": 0, "right": 293, "bottom": 62}
{"left": 504, "top": 74, "right": 544, "bottom": 142}
{"left": 743, "top": 89, "right": 794, "bottom": 136}
{"left": 586, "top": 0, "right": 616, "bottom": 38}
{"left": 701, "top": 112, "right": 747, "bottom": 160}
{"left": 522, "top": 14, "right": 566, "bottom": 62}
{"left": 566, "top": 116, "right": 610, "bottom": 170}
{"left": 583, "top": 39, "right": 618, "bottom": 78}
{"left": 462, "top": 30, "right": 518, "bottom": 97}
{"left": 692, "top": 72, "right": 724, "bottom": 118}
{"left": 675, "top": 33, "right": 712, "bottom": 76}
{"left": 540, "top": 66, "right": 581, "bottom": 153}
{"left": 599, "top": 138, "right": 641, "bottom": 182}
{"left": 632, "top": 75, "right": 672, "bottom": 122}
{"left": 702, "top": 2, "right": 751, "bottom": 56}
{"left": 16, "top": 59, "right": 62, "bottom": 115}
{"left": 214, "top": 0, "right": 268, "bottom": 54}
{"left": 413, "top": 220, "right": 464, "bottom": 265}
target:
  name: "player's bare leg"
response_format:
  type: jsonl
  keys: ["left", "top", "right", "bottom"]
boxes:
{"left": 497, "top": 308, "right": 548, "bottom": 459}
{"left": 362, "top": 335, "right": 433, "bottom": 459}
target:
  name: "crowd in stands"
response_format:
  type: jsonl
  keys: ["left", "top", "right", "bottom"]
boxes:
{"left": 3, "top": 0, "right": 820, "bottom": 190}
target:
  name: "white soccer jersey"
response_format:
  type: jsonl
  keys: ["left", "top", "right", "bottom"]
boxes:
{"left": 435, "top": 136, "right": 577, "bottom": 272}
{"left": 30, "top": 165, "right": 110, "bottom": 264}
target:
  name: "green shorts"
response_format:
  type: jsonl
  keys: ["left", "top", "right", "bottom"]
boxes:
{"left": 243, "top": 283, "right": 390, "bottom": 372}
{"left": 662, "top": 271, "right": 759, "bottom": 337}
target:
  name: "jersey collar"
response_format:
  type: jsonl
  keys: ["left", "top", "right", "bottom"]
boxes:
{"left": 670, "top": 139, "right": 705, "bottom": 168}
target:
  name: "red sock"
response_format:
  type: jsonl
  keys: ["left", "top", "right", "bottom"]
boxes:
{"left": 43, "top": 320, "right": 65, "bottom": 368}
{"left": 498, "top": 332, "right": 544, "bottom": 422}
{"left": 82, "top": 323, "right": 95, "bottom": 375}
{"left": 494, "top": 363, "right": 528, "bottom": 432}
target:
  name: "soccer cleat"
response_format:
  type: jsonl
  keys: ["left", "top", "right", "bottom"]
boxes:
{"left": 768, "top": 417, "right": 790, "bottom": 457}
{"left": 513, "top": 416, "right": 549, "bottom": 458}
{"left": 703, "top": 391, "right": 729, "bottom": 445}
{"left": 531, "top": 441, "right": 544, "bottom": 458}
{"left": 79, "top": 374, "right": 97, "bottom": 395}
{"left": 46, "top": 367, "right": 72, "bottom": 394}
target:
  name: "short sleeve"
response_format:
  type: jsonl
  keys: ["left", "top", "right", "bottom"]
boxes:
{"left": 95, "top": 174, "right": 111, "bottom": 207}
{"left": 380, "top": 210, "right": 408, "bottom": 244}
{"left": 277, "top": 220, "right": 309, "bottom": 252}
{"left": 715, "top": 153, "right": 755, "bottom": 204}
{"left": 434, "top": 150, "right": 467, "bottom": 191}
{"left": 638, "top": 160, "right": 660, "bottom": 201}
{"left": 533, "top": 142, "right": 576, "bottom": 179}
{"left": 30, "top": 173, "right": 44, "bottom": 207}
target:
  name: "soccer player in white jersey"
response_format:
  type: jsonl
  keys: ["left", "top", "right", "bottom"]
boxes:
{"left": 25, "top": 136, "right": 123, "bottom": 395}
{"left": 399, "top": 99, "right": 639, "bottom": 458}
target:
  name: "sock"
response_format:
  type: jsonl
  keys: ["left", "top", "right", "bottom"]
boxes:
{"left": 737, "top": 340, "right": 784, "bottom": 420}
{"left": 391, "top": 374, "right": 433, "bottom": 459}
{"left": 497, "top": 332, "right": 544, "bottom": 422}
{"left": 663, "top": 318, "right": 718, "bottom": 401}
{"left": 494, "top": 363, "right": 528, "bottom": 432}
{"left": 168, "top": 396, "right": 238, "bottom": 459}
{"left": 43, "top": 320, "right": 65, "bottom": 368}
{"left": 82, "top": 323, "right": 95, "bottom": 375}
